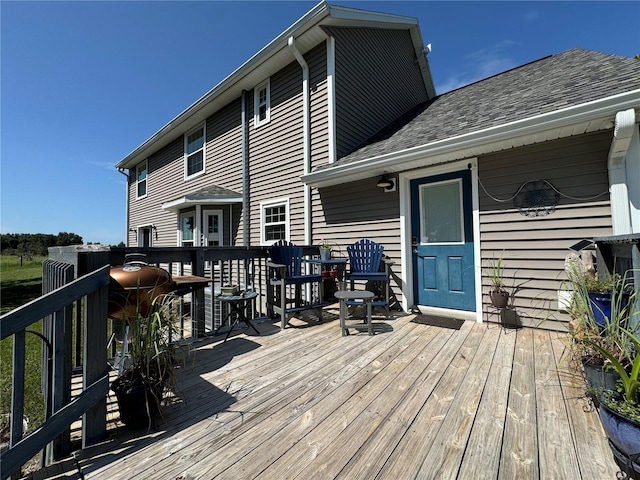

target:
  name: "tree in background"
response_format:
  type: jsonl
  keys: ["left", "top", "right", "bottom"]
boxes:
{"left": 0, "top": 232, "right": 84, "bottom": 258}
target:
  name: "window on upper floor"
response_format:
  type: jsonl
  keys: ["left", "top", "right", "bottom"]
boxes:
{"left": 254, "top": 79, "right": 271, "bottom": 127}
{"left": 261, "top": 198, "right": 289, "bottom": 244}
{"left": 136, "top": 160, "right": 147, "bottom": 199}
{"left": 185, "top": 125, "right": 205, "bottom": 179}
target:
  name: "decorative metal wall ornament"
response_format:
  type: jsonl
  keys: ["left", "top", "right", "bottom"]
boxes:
{"left": 513, "top": 180, "right": 560, "bottom": 217}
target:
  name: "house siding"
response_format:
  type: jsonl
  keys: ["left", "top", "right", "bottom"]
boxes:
{"left": 325, "top": 26, "right": 429, "bottom": 159}
{"left": 478, "top": 131, "right": 613, "bottom": 330}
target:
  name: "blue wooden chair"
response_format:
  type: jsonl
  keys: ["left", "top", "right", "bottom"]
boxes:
{"left": 267, "top": 240, "right": 323, "bottom": 329}
{"left": 346, "top": 239, "right": 390, "bottom": 318}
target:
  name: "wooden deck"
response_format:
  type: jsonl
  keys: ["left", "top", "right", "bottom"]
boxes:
{"left": 36, "top": 309, "right": 620, "bottom": 479}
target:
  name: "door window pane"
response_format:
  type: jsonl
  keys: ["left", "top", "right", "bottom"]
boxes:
{"left": 420, "top": 180, "right": 463, "bottom": 243}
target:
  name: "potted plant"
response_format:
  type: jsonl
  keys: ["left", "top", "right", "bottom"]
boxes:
{"left": 319, "top": 240, "right": 333, "bottom": 261}
{"left": 587, "top": 327, "right": 640, "bottom": 477}
{"left": 111, "top": 293, "right": 187, "bottom": 428}
{"left": 565, "top": 264, "right": 636, "bottom": 392}
{"left": 583, "top": 272, "right": 631, "bottom": 327}
{"left": 486, "top": 253, "right": 510, "bottom": 308}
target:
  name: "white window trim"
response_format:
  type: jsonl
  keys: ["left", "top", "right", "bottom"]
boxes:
{"left": 179, "top": 211, "right": 196, "bottom": 246}
{"left": 136, "top": 160, "right": 148, "bottom": 199}
{"left": 184, "top": 124, "right": 206, "bottom": 180}
{"left": 254, "top": 79, "right": 271, "bottom": 128}
{"left": 136, "top": 224, "right": 154, "bottom": 247}
{"left": 260, "top": 197, "right": 290, "bottom": 245}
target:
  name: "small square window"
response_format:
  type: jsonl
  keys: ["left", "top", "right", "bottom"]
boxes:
{"left": 136, "top": 160, "right": 147, "bottom": 199}
{"left": 254, "top": 79, "right": 270, "bottom": 127}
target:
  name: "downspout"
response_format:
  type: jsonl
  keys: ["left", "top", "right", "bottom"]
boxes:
{"left": 608, "top": 108, "right": 636, "bottom": 235}
{"left": 117, "top": 168, "right": 130, "bottom": 246}
{"left": 241, "top": 90, "right": 250, "bottom": 246}
{"left": 288, "top": 36, "right": 312, "bottom": 246}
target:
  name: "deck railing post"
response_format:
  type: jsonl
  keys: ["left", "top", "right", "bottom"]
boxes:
{"left": 193, "top": 248, "right": 206, "bottom": 337}
{"left": 81, "top": 251, "right": 109, "bottom": 448}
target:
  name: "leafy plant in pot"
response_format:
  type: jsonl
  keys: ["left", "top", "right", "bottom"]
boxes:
{"left": 587, "top": 327, "right": 640, "bottom": 477}
{"left": 565, "top": 264, "right": 637, "bottom": 392}
{"left": 486, "top": 253, "right": 510, "bottom": 309}
{"left": 111, "top": 293, "right": 187, "bottom": 428}
{"left": 319, "top": 239, "right": 334, "bottom": 261}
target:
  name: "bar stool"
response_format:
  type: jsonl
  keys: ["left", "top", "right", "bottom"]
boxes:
{"left": 334, "top": 290, "right": 374, "bottom": 336}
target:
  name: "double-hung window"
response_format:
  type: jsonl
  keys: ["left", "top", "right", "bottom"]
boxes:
{"left": 261, "top": 199, "right": 289, "bottom": 244}
{"left": 185, "top": 126, "right": 205, "bottom": 178}
{"left": 254, "top": 79, "right": 270, "bottom": 127}
{"left": 136, "top": 160, "right": 147, "bottom": 199}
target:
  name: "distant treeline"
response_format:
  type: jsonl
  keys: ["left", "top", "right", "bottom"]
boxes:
{"left": 1, "top": 232, "right": 84, "bottom": 257}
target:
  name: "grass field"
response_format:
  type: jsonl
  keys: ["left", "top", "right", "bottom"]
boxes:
{"left": 1, "top": 255, "right": 47, "bottom": 434}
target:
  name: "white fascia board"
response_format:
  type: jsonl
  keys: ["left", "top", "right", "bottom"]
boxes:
{"left": 115, "top": 2, "right": 426, "bottom": 171}
{"left": 303, "top": 89, "right": 640, "bottom": 188}
{"left": 162, "top": 196, "right": 243, "bottom": 212}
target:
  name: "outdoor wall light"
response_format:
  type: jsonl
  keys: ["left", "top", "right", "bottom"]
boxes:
{"left": 377, "top": 174, "right": 395, "bottom": 190}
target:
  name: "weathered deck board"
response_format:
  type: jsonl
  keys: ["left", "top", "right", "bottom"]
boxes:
{"left": 37, "top": 309, "right": 621, "bottom": 480}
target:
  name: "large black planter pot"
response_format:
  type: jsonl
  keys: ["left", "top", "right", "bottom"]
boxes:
{"left": 490, "top": 290, "right": 509, "bottom": 309}
{"left": 113, "top": 382, "right": 163, "bottom": 426}
{"left": 598, "top": 400, "right": 640, "bottom": 479}
{"left": 583, "top": 360, "right": 620, "bottom": 392}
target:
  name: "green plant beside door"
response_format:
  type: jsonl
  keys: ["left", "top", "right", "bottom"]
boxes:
{"left": 486, "top": 253, "right": 510, "bottom": 308}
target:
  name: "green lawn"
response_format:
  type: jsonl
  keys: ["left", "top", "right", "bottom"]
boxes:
{"left": 1, "top": 255, "right": 47, "bottom": 434}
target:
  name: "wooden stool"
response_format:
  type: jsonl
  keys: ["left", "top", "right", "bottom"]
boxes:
{"left": 334, "top": 290, "right": 374, "bottom": 336}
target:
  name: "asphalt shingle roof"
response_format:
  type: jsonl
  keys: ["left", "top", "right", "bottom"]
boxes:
{"left": 328, "top": 49, "right": 640, "bottom": 168}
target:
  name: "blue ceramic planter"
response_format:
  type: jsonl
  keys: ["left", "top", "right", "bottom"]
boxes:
{"left": 588, "top": 291, "right": 630, "bottom": 327}
{"left": 598, "top": 400, "right": 640, "bottom": 475}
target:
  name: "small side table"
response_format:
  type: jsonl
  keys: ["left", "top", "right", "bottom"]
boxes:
{"left": 217, "top": 291, "right": 259, "bottom": 342}
{"left": 334, "top": 290, "right": 374, "bottom": 336}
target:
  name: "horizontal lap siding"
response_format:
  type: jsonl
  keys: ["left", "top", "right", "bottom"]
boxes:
{"left": 129, "top": 137, "right": 184, "bottom": 246}
{"left": 128, "top": 99, "right": 243, "bottom": 247}
{"left": 248, "top": 58, "right": 305, "bottom": 245}
{"left": 327, "top": 27, "right": 429, "bottom": 159}
{"left": 478, "top": 131, "right": 613, "bottom": 330}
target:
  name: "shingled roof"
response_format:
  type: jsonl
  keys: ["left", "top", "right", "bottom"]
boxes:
{"left": 324, "top": 48, "right": 640, "bottom": 169}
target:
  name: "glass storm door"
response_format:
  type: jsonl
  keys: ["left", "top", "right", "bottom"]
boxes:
{"left": 203, "top": 210, "right": 223, "bottom": 246}
{"left": 410, "top": 170, "right": 475, "bottom": 311}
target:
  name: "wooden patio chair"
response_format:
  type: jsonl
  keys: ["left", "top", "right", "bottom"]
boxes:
{"left": 346, "top": 238, "right": 390, "bottom": 319}
{"left": 267, "top": 240, "right": 323, "bottom": 329}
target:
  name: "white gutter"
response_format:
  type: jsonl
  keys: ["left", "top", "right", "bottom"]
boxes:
{"left": 288, "top": 36, "right": 312, "bottom": 246}
{"left": 608, "top": 108, "right": 636, "bottom": 234}
{"left": 303, "top": 89, "right": 640, "bottom": 188}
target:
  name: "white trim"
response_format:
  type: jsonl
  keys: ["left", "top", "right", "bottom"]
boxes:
{"left": 260, "top": 197, "right": 290, "bottom": 245}
{"left": 202, "top": 209, "right": 224, "bottom": 246}
{"left": 162, "top": 194, "right": 242, "bottom": 211}
{"left": 303, "top": 89, "right": 640, "bottom": 188}
{"left": 135, "top": 160, "right": 148, "bottom": 199}
{"left": 136, "top": 224, "right": 154, "bottom": 247}
{"left": 254, "top": 79, "right": 271, "bottom": 128}
{"left": 184, "top": 124, "right": 206, "bottom": 180}
{"left": 399, "top": 158, "right": 481, "bottom": 321}
{"left": 327, "top": 36, "right": 336, "bottom": 164}
{"left": 608, "top": 108, "right": 636, "bottom": 234}
{"left": 179, "top": 211, "right": 196, "bottom": 246}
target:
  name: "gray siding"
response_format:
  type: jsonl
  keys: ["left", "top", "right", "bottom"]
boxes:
{"left": 478, "top": 131, "right": 613, "bottom": 330}
{"left": 327, "top": 27, "right": 429, "bottom": 159}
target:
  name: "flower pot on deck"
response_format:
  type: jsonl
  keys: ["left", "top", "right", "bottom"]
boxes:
{"left": 490, "top": 290, "right": 509, "bottom": 309}
{"left": 598, "top": 400, "right": 640, "bottom": 479}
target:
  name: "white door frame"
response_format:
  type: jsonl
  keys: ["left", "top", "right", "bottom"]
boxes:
{"left": 399, "top": 158, "right": 482, "bottom": 322}
{"left": 202, "top": 209, "right": 224, "bottom": 246}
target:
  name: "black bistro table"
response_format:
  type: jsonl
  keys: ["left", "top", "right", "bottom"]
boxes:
{"left": 217, "top": 291, "right": 259, "bottom": 342}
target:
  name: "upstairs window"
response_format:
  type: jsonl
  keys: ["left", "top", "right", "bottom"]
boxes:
{"left": 185, "top": 126, "right": 205, "bottom": 178}
{"left": 136, "top": 160, "right": 147, "bottom": 198}
{"left": 254, "top": 79, "right": 270, "bottom": 127}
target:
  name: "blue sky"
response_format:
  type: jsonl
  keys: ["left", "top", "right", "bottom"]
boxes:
{"left": 2, "top": 1, "right": 639, "bottom": 246}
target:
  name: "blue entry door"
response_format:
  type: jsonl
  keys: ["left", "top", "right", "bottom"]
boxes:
{"left": 411, "top": 170, "right": 475, "bottom": 311}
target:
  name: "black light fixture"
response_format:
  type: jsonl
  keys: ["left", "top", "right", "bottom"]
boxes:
{"left": 377, "top": 174, "right": 394, "bottom": 190}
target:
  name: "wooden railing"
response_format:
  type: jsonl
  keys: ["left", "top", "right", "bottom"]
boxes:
{"left": 0, "top": 265, "right": 110, "bottom": 479}
{"left": 2, "top": 244, "right": 319, "bottom": 477}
